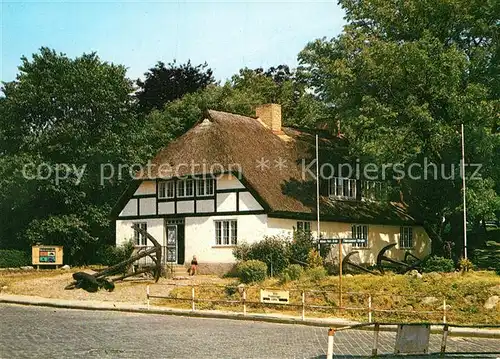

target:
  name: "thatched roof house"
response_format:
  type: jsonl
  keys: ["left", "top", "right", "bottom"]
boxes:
{"left": 113, "top": 104, "right": 430, "bottom": 271}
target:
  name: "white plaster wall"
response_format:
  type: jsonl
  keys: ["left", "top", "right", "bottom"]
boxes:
{"left": 216, "top": 192, "right": 237, "bottom": 212}
{"left": 120, "top": 199, "right": 137, "bottom": 216}
{"left": 239, "top": 191, "right": 263, "bottom": 211}
{"left": 217, "top": 173, "right": 245, "bottom": 190}
{"left": 134, "top": 181, "right": 156, "bottom": 195}
{"left": 139, "top": 198, "right": 156, "bottom": 216}
{"left": 184, "top": 214, "right": 268, "bottom": 263}
{"left": 116, "top": 218, "right": 165, "bottom": 246}
{"left": 197, "top": 199, "right": 214, "bottom": 213}
{"left": 177, "top": 200, "right": 194, "bottom": 213}
{"left": 158, "top": 202, "right": 175, "bottom": 215}
{"left": 266, "top": 218, "right": 431, "bottom": 265}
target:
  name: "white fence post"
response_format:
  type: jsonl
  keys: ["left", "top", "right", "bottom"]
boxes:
{"left": 372, "top": 323, "right": 380, "bottom": 356}
{"left": 443, "top": 298, "right": 447, "bottom": 323}
{"left": 243, "top": 288, "right": 247, "bottom": 316}
{"left": 326, "top": 328, "right": 334, "bottom": 359}
{"left": 191, "top": 286, "right": 195, "bottom": 312}
{"left": 301, "top": 291, "right": 306, "bottom": 321}
{"left": 368, "top": 294, "right": 372, "bottom": 323}
{"left": 146, "top": 285, "right": 150, "bottom": 310}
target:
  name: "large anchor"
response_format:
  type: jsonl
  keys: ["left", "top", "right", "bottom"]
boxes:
{"left": 376, "top": 243, "right": 427, "bottom": 274}
{"left": 342, "top": 243, "right": 428, "bottom": 275}
{"left": 65, "top": 224, "right": 162, "bottom": 292}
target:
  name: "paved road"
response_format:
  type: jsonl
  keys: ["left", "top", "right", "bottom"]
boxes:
{"left": 0, "top": 304, "right": 498, "bottom": 358}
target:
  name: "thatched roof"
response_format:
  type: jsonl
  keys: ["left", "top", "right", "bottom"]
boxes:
{"left": 131, "top": 109, "right": 418, "bottom": 224}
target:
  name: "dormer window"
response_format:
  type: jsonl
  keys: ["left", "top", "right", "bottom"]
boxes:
{"left": 158, "top": 180, "right": 175, "bottom": 199}
{"left": 177, "top": 179, "right": 194, "bottom": 198}
{"left": 197, "top": 178, "right": 214, "bottom": 197}
{"left": 329, "top": 177, "right": 357, "bottom": 200}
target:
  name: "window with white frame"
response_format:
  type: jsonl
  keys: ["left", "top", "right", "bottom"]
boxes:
{"left": 133, "top": 222, "right": 148, "bottom": 246}
{"left": 362, "top": 181, "right": 387, "bottom": 201}
{"left": 177, "top": 179, "right": 194, "bottom": 198}
{"left": 215, "top": 220, "right": 237, "bottom": 246}
{"left": 329, "top": 177, "right": 357, "bottom": 199}
{"left": 296, "top": 221, "right": 311, "bottom": 232}
{"left": 197, "top": 178, "right": 214, "bottom": 197}
{"left": 158, "top": 180, "right": 175, "bottom": 199}
{"left": 400, "top": 227, "right": 414, "bottom": 249}
{"left": 351, "top": 224, "right": 368, "bottom": 248}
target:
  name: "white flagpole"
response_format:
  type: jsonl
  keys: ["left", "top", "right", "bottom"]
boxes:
{"left": 316, "top": 134, "right": 321, "bottom": 246}
{"left": 461, "top": 124, "right": 468, "bottom": 259}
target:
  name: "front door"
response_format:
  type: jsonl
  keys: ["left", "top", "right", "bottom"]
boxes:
{"left": 165, "top": 222, "right": 185, "bottom": 265}
{"left": 166, "top": 225, "right": 177, "bottom": 263}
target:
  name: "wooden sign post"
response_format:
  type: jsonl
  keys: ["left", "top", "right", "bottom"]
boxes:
{"left": 32, "top": 245, "right": 63, "bottom": 269}
{"left": 318, "top": 237, "right": 367, "bottom": 310}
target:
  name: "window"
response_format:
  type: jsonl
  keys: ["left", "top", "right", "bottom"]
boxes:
{"left": 351, "top": 224, "right": 368, "bottom": 248}
{"left": 329, "top": 177, "right": 357, "bottom": 199}
{"left": 362, "top": 181, "right": 387, "bottom": 201}
{"left": 158, "top": 181, "right": 175, "bottom": 199}
{"left": 296, "top": 221, "right": 311, "bottom": 232}
{"left": 134, "top": 222, "right": 148, "bottom": 246}
{"left": 197, "top": 178, "right": 214, "bottom": 197}
{"left": 400, "top": 227, "right": 414, "bottom": 249}
{"left": 215, "top": 220, "right": 237, "bottom": 246}
{"left": 177, "top": 179, "right": 194, "bottom": 198}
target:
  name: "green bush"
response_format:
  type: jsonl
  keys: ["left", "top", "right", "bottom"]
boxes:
{"left": 288, "top": 231, "right": 315, "bottom": 265}
{"left": 282, "top": 264, "right": 304, "bottom": 281}
{"left": 233, "top": 236, "right": 289, "bottom": 276}
{"left": 236, "top": 260, "right": 267, "bottom": 283}
{"left": 307, "top": 249, "right": 323, "bottom": 268}
{"left": 306, "top": 266, "right": 328, "bottom": 281}
{"left": 96, "top": 240, "right": 135, "bottom": 268}
{"left": 422, "top": 256, "right": 455, "bottom": 273}
{"left": 0, "top": 250, "right": 30, "bottom": 268}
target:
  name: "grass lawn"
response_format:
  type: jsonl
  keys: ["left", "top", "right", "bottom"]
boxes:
{"left": 165, "top": 271, "right": 500, "bottom": 326}
{"left": 1, "top": 268, "right": 499, "bottom": 326}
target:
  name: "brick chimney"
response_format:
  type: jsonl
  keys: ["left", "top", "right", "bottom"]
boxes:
{"left": 256, "top": 104, "right": 282, "bottom": 133}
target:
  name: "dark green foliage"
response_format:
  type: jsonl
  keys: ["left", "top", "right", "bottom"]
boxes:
{"left": 0, "top": 250, "right": 30, "bottom": 268}
{"left": 233, "top": 236, "right": 290, "bottom": 276}
{"left": 96, "top": 240, "right": 135, "bottom": 267}
{"left": 422, "top": 256, "right": 455, "bottom": 273}
{"left": 235, "top": 260, "right": 267, "bottom": 283}
{"left": 136, "top": 60, "right": 215, "bottom": 113}
{"left": 0, "top": 48, "right": 147, "bottom": 262}
{"left": 288, "top": 231, "right": 315, "bottom": 265}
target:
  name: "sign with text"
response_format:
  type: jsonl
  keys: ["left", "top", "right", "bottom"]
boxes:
{"left": 319, "top": 238, "right": 367, "bottom": 245}
{"left": 260, "top": 289, "right": 290, "bottom": 304}
{"left": 32, "top": 245, "right": 63, "bottom": 266}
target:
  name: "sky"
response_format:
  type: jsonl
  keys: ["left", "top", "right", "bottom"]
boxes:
{"left": 1, "top": 1, "right": 345, "bottom": 84}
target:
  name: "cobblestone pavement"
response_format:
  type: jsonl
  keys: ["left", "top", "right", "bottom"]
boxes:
{"left": 0, "top": 304, "right": 498, "bottom": 359}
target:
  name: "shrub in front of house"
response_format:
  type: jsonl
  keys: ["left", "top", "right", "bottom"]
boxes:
{"left": 236, "top": 260, "right": 267, "bottom": 283}
{"left": 288, "top": 231, "right": 315, "bottom": 265}
{"left": 282, "top": 264, "right": 304, "bottom": 282}
{"left": 305, "top": 266, "right": 328, "bottom": 281}
{"left": 233, "top": 236, "right": 290, "bottom": 276}
{"left": 307, "top": 249, "right": 323, "bottom": 268}
{"left": 96, "top": 240, "right": 135, "bottom": 268}
{"left": 0, "top": 249, "right": 30, "bottom": 268}
{"left": 422, "top": 256, "right": 455, "bottom": 273}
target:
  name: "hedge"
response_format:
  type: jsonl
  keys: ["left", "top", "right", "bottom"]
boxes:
{"left": 0, "top": 250, "right": 30, "bottom": 268}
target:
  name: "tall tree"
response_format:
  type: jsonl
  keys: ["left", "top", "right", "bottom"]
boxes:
{"left": 298, "top": 0, "right": 499, "bottom": 255}
{"left": 136, "top": 60, "right": 215, "bottom": 113}
{"left": 0, "top": 48, "right": 146, "bottom": 263}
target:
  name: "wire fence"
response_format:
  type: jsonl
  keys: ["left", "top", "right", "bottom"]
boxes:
{"left": 144, "top": 282, "right": 473, "bottom": 325}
